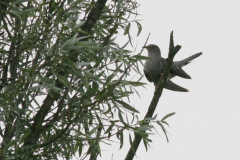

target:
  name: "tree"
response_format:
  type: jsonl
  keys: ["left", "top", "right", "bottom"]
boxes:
{"left": 0, "top": 0, "right": 175, "bottom": 159}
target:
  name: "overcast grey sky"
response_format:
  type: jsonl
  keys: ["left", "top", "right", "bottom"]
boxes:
{"left": 97, "top": 0, "right": 240, "bottom": 159}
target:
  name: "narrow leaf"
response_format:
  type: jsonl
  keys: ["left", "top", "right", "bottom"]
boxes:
{"left": 116, "top": 100, "right": 139, "bottom": 113}
{"left": 124, "top": 23, "right": 131, "bottom": 35}
{"left": 136, "top": 21, "right": 142, "bottom": 36}
{"left": 156, "top": 121, "right": 169, "bottom": 142}
{"left": 119, "top": 129, "right": 123, "bottom": 149}
{"left": 161, "top": 112, "right": 176, "bottom": 121}
{"left": 82, "top": 70, "right": 99, "bottom": 80}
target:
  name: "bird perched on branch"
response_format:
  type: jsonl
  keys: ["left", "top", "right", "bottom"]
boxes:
{"left": 143, "top": 44, "right": 202, "bottom": 92}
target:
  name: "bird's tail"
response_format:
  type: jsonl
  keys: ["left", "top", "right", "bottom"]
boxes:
{"left": 164, "top": 80, "right": 189, "bottom": 92}
{"left": 176, "top": 52, "right": 203, "bottom": 67}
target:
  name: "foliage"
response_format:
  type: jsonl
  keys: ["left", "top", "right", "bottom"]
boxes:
{"left": 0, "top": 0, "right": 174, "bottom": 159}
{"left": 0, "top": 0, "right": 150, "bottom": 159}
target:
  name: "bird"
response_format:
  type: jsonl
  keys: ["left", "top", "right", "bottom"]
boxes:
{"left": 143, "top": 44, "right": 202, "bottom": 92}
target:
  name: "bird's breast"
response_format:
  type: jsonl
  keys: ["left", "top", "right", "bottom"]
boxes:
{"left": 144, "top": 59, "right": 163, "bottom": 81}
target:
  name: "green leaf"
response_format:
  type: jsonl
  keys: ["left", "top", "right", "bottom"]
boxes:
{"left": 57, "top": 75, "right": 71, "bottom": 88}
{"left": 82, "top": 70, "right": 99, "bottom": 80}
{"left": 116, "top": 100, "right": 139, "bottom": 113}
{"left": 77, "top": 141, "right": 83, "bottom": 157}
{"left": 105, "top": 73, "right": 116, "bottom": 85}
{"left": 115, "top": 90, "right": 133, "bottom": 98}
{"left": 73, "top": 21, "right": 86, "bottom": 30}
{"left": 13, "top": 0, "right": 31, "bottom": 5}
{"left": 25, "top": 85, "right": 43, "bottom": 92}
{"left": 105, "top": 121, "right": 115, "bottom": 134}
{"left": 45, "top": 83, "right": 62, "bottom": 93}
{"left": 78, "top": 62, "right": 92, "bottom": 66}
{"left": 135, "top": 125, "right": 152, "bottom": 132}
{"left": 40, "top": 77, "right": 55, "bottom": 84}
{"left": 161, "top": 120, "right": 170, "bottom": 127}
{"left": 119, "top": 129, "right": 123, "bottom": 149}
{"left": 143, "top": 135, "right": 148, "bottom": 151}
{"left": 118, "top": 109, "right": 125, "bottom": 123}
{"left": 135, "top": 21, "right": 142, "bottom": 36}
{"left": 64, "top": 46, "right": 84, "bottom": 50}
{"left": 19, "top": 130, "right": 31, "bottom": 144}
{"left": 124, "top": 23, "right": 131, "bottom": 35}
{"left": 161, "top": 112, "right": 176, "bottom": 121}
{"left": 156, "top": 121, "right": 169, "bottom": 142}
{"left": 61, "top": 35, "right": 89, "bottom": 49}
{"left": 21, "top": 8, "right": 39, "bottom": 14}
{"left": 88, "top": 126, "right": 99, "bottom": 136}
{"left": 70, "top": 68, "right": 88, "bottom": 87}
{"left": 120, "top": 80, "right": 145, "bottom": 87}
{"left": 144, "top": 114, "right": 158, "bottom": 122}
{"left": 22, "top": 92, "right": 30, "bottom": 109}
{"left": 116, "top": 0, "right": 123, "bottom": 13}
{"left": 79, "top": 70, "right": 89, "bottom": 87}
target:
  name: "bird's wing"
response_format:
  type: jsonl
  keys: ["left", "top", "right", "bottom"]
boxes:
{"left": 144, "top": 69, "right": 152, "bottom": 82}
{"left": 161, "top": 58, "right": 191, "bottom": 79}
{"left": 170, "top": 64, "right": 191, "bottom": 79}
{"left": 164, "top": 80, "right": 189, "bottom": 92}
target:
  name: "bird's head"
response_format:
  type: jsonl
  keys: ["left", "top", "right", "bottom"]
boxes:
{"left": 142, "top": 44, "right": 161, "bottom": 56}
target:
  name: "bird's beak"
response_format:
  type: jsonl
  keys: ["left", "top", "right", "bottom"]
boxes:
{"left": 142, "top": 46, "right": 148, "bottom": 49}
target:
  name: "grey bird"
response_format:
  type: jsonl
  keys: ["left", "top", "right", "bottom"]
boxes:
{"left": 143, "top": 44, "right": 202, "bottom": 92}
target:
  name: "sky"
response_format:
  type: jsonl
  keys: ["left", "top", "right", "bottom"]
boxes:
{"left": 98, "top": 0, "right": 240, "bottom": 159}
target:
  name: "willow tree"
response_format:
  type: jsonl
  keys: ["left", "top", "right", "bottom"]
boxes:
{"left": 0, "top": 0, "right": 175, "bottom": 159}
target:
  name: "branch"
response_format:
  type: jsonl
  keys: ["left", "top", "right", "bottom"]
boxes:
{"left": 79, "top": 0, "right": 107, "bottom": 37}
{"left": 124, "top": 31, "right": 181, "bottom": 160}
